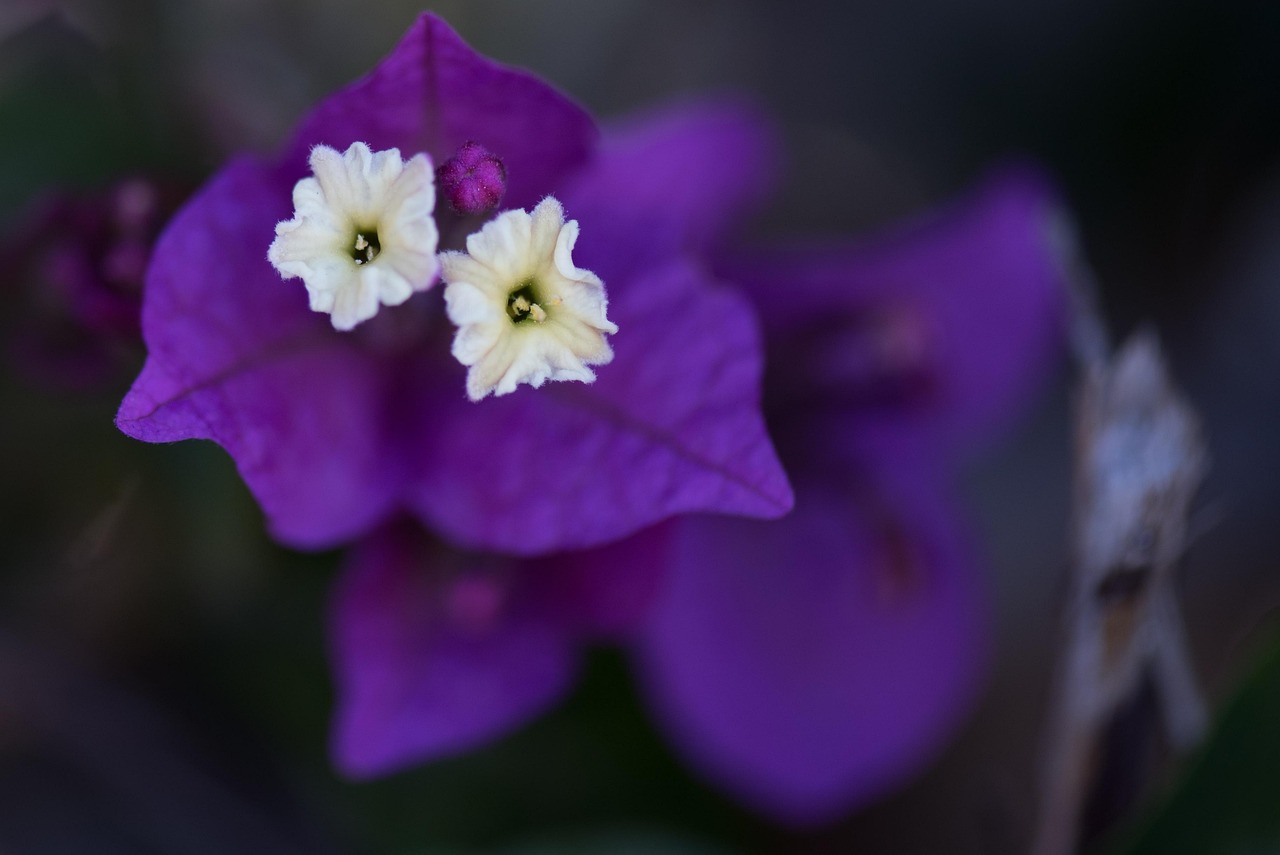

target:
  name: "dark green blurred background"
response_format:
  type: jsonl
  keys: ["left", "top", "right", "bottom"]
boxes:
{"left": 2, "top": 1, "right": 1280, "bottom": 852}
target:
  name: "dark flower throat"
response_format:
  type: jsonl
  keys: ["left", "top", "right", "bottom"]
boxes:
{"left": 352, "top": 230, "right": 381, "bottom": 265}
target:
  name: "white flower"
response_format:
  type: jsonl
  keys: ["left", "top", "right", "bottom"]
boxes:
{"left": 268, "top": 142, "right": 439, "bottom": 331}
{"left": 440, "top": 196, "right": 617, "bottom": 401}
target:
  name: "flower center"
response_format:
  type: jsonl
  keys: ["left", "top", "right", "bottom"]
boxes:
{"left": 351, "top": 229, "right": 381, "bottom": 265}
{"left": 506, "top": 281, "right": 548, "bottom": 324}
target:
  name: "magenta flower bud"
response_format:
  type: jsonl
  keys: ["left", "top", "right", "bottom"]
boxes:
{"left": 435, "top": 140, "right": 507, "bottom": 215}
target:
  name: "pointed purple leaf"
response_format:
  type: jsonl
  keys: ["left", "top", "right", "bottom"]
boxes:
{"left": 635, "top": 464, "right": 986, "bottom": 825}
{"left": 116, "top": 158, "right": 404, "bottom": 547}
{"left": 329, "top": 522, "right": 669, "bottom": 776}
{"left": 408, "top": 258, "right": 793, "bottom": 555}
{"left": 118, "top": 19, "right": 789, "bottom": 555}
{"left": 725, "top": 163, "right": 1068, "bottom": 459}
{"left": 329, "top": 525, "right": 579, "bottom": 777}
{"left": 287, "top": 14, "right": 597, "bottom": 209}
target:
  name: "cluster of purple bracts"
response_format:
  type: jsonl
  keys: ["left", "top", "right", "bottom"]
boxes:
{"left": 115, "top": 14, "right": 1066, "bottom": 824}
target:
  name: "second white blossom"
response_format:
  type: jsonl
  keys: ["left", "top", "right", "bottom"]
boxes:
{"left": 441, "top": 197, "right": 617, "bottom": 401}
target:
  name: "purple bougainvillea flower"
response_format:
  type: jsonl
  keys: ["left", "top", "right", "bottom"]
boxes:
{"left": 113, "top": 9, "right": 1068, "bottom": 825}
{"left": 1, "top": 179, "right": 181, "bottom": 389}
{"left": 116, "top": 14, "right": 791, "bottom": 554}
{"left": 330, "top": 518, "right": 668, "bottom": 773}
{"left": 327, "top": 161, "right": 1069, "bottom": 818}
{"left": 634, "top": 165, "right": 1068, "bottom": 823}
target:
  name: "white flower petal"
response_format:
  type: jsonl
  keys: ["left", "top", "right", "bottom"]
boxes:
{"left": 465, "top": 209, "right": 531, "bottom": 283}
{"left": 331, "top": 270, "right": 379, "bottom": 331}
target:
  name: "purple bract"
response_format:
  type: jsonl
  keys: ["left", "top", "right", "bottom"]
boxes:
{"left": 116, "top": 14, "right": 792, "bottom": 555}
{"left": 635, "top": 166, "right": 1069, "bottom": 822}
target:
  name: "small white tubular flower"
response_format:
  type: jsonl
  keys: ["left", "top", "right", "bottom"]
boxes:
{"left": 267, "top": 142, "right": 439, "bottom": 331}
{"left": 440, "top": 196, "right": 617, "bottom": 401}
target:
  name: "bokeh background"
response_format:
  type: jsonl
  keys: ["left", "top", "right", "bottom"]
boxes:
{"left": 2, "top": 0, "right": 1280, "bottom": 852}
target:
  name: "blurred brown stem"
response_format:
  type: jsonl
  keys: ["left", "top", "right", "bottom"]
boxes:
{"left": 1031, "top": 236, "right": 1209, "bottom": 855}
